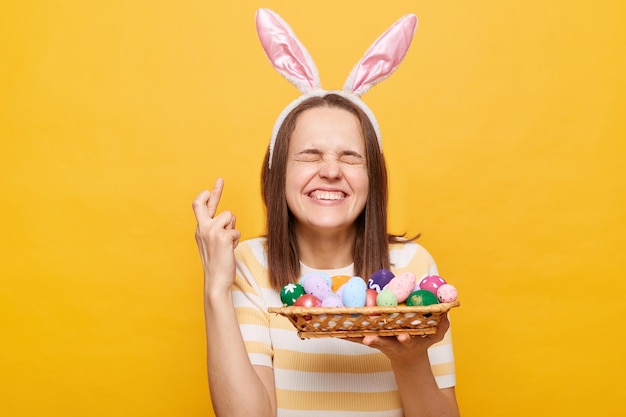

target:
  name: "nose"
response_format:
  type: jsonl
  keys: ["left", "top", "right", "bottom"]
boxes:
{"left": 319, "top": 156, "right": 342, "bottom": 180}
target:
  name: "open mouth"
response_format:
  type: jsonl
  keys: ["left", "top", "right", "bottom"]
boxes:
{"left": 308, "top": 190, "right": 346, "bottom": 201}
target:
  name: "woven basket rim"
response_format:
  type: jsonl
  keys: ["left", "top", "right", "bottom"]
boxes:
{"left": 268, "top": 299, "right": 460, "bottom": 316}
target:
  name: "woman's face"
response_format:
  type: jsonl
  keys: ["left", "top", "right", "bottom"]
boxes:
{"left": 285, "top": 106, "right": 369, "bottom": 237}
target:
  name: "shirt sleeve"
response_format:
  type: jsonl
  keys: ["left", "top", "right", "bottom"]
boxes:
{"left": 232, "top": 239, "right": 275, "bottom": 368}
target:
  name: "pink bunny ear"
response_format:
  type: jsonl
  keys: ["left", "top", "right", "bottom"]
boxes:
{"left": 344, "top": 14, "right": 418, "bottom": 96}
{"left": 256, "top": 9, "right": 321, "bottom": 93}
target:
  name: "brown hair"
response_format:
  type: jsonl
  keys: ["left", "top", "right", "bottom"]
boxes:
{"left": 261, "top": 93, "right": 393, "bottom": 289}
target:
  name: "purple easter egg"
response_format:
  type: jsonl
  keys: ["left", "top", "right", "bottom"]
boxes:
{"left": 367, "top": 269, "right": 395, "bottom": 293}
{"left": 302, "top": 273, "right": 334, "bottom": 301}
{"left": 321, "top": 294, "right": 344, "bottom": 307}
{"left": 300, "top": 272, "right": 332, "bottom": 288}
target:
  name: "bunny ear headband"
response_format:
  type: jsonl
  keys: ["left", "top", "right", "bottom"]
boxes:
{"left": 255, "top": 8, "right": 418, "bottom": 168}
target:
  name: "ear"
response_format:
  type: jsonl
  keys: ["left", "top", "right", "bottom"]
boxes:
{"left": 255, "top": 8, "right": 321, "bottom": 93}
{"left": 344, "top": 14, "right": 418, "bottom": 96}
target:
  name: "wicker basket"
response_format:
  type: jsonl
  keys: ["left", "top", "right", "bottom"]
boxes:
{"left": 268, "top": 300, "right": 460, "bottom": 339}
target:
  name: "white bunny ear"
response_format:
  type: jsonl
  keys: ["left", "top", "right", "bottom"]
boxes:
{"left": 344, "top": 14, "right": 418, "bottom": 96}
{"left": 256, "top": 8, "right": 321, "bottom": 93}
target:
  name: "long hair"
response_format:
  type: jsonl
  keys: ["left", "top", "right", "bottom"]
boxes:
{"left": 261, "top": 94, "right": 392, "bottom": 289}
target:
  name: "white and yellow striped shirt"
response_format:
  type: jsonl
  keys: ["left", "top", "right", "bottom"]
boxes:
{"left": 232, "top": 237, "right": 456, "bottom": 417}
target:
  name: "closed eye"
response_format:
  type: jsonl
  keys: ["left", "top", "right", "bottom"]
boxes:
{"left": 293, "top": 149, "right": 365, "bottom": 165}
{"left": 338, "top": 151, "right": 365, "bottom": 165}
{"left": 294, "top": 149, "right": 323, "bottom": 162}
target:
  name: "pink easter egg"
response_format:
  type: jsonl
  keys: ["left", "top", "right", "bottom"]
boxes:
{"left": 419, "top": 275, "right": 447, "bottom": 295}
{"left": 384, "top": 271, "right": 416, "bottom": 303}
{"left": 437, "top": 284, "right": 458, "bottom": 303}
{"left": 437, "top": 284, "right": 459, "bottom": 303}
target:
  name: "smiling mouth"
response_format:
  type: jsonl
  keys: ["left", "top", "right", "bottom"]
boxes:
{"left": 308, "top": 190, "right": 346, "bottom": 201}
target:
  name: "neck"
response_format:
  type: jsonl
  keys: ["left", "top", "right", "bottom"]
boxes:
{"left": 295, "top": 226, "right": 355, "bottom": 270}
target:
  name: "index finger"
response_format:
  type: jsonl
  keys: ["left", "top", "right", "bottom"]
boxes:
{"left": 206, "top": 177, "right": 225, "bottom": 218}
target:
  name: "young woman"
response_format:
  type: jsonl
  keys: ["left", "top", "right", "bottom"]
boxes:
{"left": 192, "top": 8, "right": 460, "bottom": 417}
{"left": 192, "top": 94, "right": 459, "bottom": 417}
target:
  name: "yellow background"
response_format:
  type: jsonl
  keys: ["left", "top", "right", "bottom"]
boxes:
{"left": 2, "top": 1, "right": 625, "bottom": 416}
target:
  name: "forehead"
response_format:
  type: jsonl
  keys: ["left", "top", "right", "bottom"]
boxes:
{"left": 289, "top": 106, "right": 364, "bottom": 150}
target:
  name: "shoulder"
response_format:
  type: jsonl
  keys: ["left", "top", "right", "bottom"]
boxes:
{"left": 389, "top": 240, "right": 434, "bottom": 266}
{"left": 235, "top": 237, "right": 268, "bottom": 266}
{"left": 389, "top": 240, "right": 438, "bottom": 278}
{"left": 234, "top": 237, "right": 271, "bottom": 288}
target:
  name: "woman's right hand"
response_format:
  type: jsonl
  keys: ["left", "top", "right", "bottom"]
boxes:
{"left": 194, "top": 180, "right": 276, "bottom": 417}
{"left": 192, "top": 178, "right": 241, "bottom": 295}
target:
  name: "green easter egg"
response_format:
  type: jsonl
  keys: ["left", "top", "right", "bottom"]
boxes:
{"left": 280, "top": 283, "right": 306, "bottom": 306}
{"left": 406, "top": 289, "right": 439, "bottom": 307}
{"left": 376, "top": 289, "right": 398, "bottom": 306}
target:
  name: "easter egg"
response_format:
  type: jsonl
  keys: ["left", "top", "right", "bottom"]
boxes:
{"left": 321, "top": 294, "right": 344, "bottom": 307}
{"left": 406, "top": 289, "right": 439, "bottom": 307}
{"left": 437, "top": 284, "right": 458, "bottom": 303}
{"left": 368, "top": 269, "right": 395, "bottom": 293}
{"left": 384, "top": 271, "right": 416, "bottom": 303}
{"left": 335, "top": 283, "right": 345, "bottom": 300}
{"left": 341, "top": 277, "right": 367, "bottom": 307}
{"left": 293, "top": 294, "right": 322, "bottom": 308}
{"left": 302, "top": 273, "right": 334, "bottom": 301}
{"left": 365, "top": 289, "right": 378, "bottom": 307}
{"left": 376, "top": 289, "right": 398, "bottom": 306}
{"left": 347, "top": 276, "right": 367, "bottom": 289}
{"left": 300, "top": 272, "right": 332, "bottom": 288}
{"left": 418, "top": 275, "right": 447, "bottom": 295}
{"left": 331, "top": 275, "right": 351, "bottom": 292}
{"left": 280, "top": 283, "right": 306, "bottom": 306}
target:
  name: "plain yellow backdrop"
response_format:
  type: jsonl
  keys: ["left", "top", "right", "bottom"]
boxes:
{"left": 1, "top": 1, "right": 625, "bottom": 416}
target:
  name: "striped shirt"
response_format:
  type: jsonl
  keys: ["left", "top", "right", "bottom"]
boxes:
{"left": 232, "top": 237, "right": 456, "bottom": 417}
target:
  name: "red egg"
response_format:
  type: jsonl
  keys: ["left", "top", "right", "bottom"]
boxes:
{"left": 365, "top": 289, "right": 378, "bottom": 307}
{"left": 293, "top": 294, "right": 322, "bottom": 308}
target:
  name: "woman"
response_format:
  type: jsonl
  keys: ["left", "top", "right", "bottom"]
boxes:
{"left": 192, "top": 94, "right": 459, "bottom": 417}
{"left": 192, "top": 8, "right": 459, "bottom": 417}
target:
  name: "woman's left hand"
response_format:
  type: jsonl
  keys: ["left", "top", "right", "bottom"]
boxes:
{"left": 346, "top": 314, "right": 450, "bottom": 363}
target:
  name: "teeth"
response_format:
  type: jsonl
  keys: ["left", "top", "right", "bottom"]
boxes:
{"left": 311, "top": 191, "right": 345, "bottom": 200}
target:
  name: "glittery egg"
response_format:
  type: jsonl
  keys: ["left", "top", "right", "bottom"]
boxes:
{"left": 341, "top": 277, "right": 367, "bottom": 307}
{"left": 376, "top": 289, "right": 398, "bottom": 306}
{"left": 384, "top": 271, "right": 416, "bottom": 303}
{"left": 280, "top": 283, "right": 306, "bottom": 306}
{"left": 436, "top": 284, "right": 458, "bottom": 303}
{"left": 367, "top": 269, "right": 395, "bottom": 293}
{"left": 302, "top": 273, "right": 334, "bottom": 301}
{"left": 418, "top": 275, "right": 447, "bottom": 295}
{"left": 406, "top": 289, "right": 439, "bottom": 307}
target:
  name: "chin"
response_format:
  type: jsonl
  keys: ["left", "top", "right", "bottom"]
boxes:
{"left": 305, "top": 218, "right": 357, "bottom": 232}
